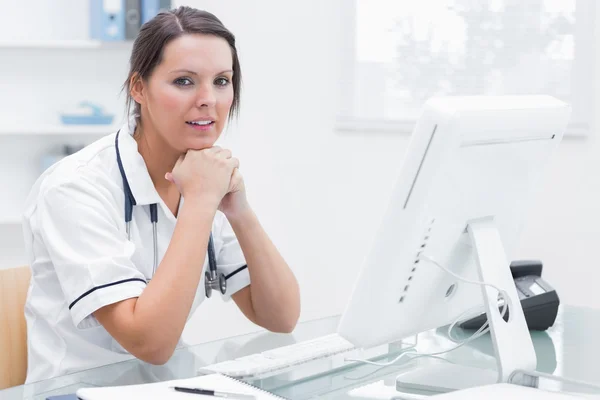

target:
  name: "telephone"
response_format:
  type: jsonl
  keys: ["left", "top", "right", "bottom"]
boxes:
{"left": 460, "top": 260, "right": 560, "bottom": 331}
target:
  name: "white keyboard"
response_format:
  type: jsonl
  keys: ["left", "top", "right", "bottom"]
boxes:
{"left": 200, "top": 333, "right": 357, "bottom": 379}
{"left": 262, "top": 333, "right": 355, "bottom": 361}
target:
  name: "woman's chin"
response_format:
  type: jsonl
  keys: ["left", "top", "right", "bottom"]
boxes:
{"left": 185, "top": 138, "right": 217, "bottom": 151}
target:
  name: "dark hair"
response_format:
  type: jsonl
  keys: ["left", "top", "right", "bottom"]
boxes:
{"left": 123, "top": 6, "right": 242, "bottom": 122}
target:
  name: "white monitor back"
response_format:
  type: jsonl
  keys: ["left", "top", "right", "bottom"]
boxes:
{"left": 337, "top": 95, "right": 571, "bottom": 349}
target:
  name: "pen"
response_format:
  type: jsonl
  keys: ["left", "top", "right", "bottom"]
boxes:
{"left": 171, "top": 386, "right": 256, "bottom": 399}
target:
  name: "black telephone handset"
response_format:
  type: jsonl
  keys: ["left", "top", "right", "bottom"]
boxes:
{"left": 459, "top": 260, "right": 560, "bottom": 331}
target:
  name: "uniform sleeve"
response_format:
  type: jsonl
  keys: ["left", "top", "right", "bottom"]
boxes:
{"left": 216, "top": 212, "right": 250, "bottom": 301}
{"left": 38, "top": 174, "right": 146, "bottom": 329}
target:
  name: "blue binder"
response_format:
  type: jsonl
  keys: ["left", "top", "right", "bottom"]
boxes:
{"left": 141, "top": 0, "right": 171, "bottom": 24}
{"left": 125, "top": 0, "right": 142, "bottom": 40}
{"left": 90, "top": 0, "right": 126, "bottom": 41}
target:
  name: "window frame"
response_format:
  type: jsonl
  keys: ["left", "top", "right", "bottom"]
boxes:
{"left": 336, "top": 0, "right": 596, "bottom": 137}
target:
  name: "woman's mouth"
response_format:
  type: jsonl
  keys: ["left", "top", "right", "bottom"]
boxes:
{"left": 186, "top": 120, "right": 215, "bottom": 131}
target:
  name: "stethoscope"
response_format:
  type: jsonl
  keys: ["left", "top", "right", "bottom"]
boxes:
{"left": 115, "top": 130, "right": 227, "bottom": 298}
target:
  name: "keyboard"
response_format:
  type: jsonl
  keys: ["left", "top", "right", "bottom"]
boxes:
{"left": 262, "top": 333, "right": 356, "bottom": 361}
{"left": 200, "top": 333, "right": 359, "bottom": 379}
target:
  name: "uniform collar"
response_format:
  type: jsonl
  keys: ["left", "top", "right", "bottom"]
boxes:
{"left": 116, "top": 118, "right": 161, "bottom": 206}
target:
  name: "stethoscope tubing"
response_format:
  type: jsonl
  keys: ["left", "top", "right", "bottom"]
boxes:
{"left": 115, "top": 130, "right": 220, "bottom": 287}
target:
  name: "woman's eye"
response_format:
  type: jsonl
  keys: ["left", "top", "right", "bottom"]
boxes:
{"left": 174, "top": 77, "right": 193, "bottom": 86}
{"left": 215, "top": 77, "right": 230, "bottom": 87}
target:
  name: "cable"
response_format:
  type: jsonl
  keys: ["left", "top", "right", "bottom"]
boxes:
{"left": 446, "top": 305, "right": 492, "bottom": 343}
{"left": 419, "top": 254, "right": 510, "bottom": 343}
{"left": 419, "top": 254, "right": 509, "bottom": 312}
{"left": 345, "top": 253, "right": 510, "bottom": 367}
{"left": 344, "top": 327, "right": 495, "bottom": 367}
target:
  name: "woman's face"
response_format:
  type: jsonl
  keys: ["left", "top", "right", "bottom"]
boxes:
{"left": 136, "top": 34, "right": 235, "bottom": 152}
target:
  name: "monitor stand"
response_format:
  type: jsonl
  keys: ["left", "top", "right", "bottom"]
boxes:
{"left": 396, "top": 217, "right": 537, "bottom": 394}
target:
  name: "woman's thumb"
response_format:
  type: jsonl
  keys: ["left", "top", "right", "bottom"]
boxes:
{"left": 166, "top": 154, "right": 185, "bottom": 183}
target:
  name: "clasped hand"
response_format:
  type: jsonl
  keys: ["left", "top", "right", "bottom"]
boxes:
{"left": 165, "top": 146, "right": 248, "bottom": 217}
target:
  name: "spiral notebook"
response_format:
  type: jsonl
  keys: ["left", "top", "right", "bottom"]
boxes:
{"left": 76, "top": 373, "right": 288, "bottom": 400}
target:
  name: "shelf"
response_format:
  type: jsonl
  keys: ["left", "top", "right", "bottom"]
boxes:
{"left": 0, "top": 40, "right": 133, "bottom": 49}
{"left": 0, "top": 124, "right": 120, "bottom": 136}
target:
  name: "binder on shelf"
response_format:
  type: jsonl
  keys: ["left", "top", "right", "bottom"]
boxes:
{"left": 141, "top": 0, "right": 171, "bottom": 24}
{"left": 90, "top": 0, "right": 125, "bottom": 41}
{"left": 125, "top": 0, "right": 142, "bottom": 40}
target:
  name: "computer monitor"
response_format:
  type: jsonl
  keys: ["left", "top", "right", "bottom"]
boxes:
{"left": 337, "top": 95, "right": 571, "bottom": 388}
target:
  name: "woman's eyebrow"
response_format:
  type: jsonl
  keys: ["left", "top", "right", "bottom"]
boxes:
{"left": 170, "top": 69, "right": 198, "bottom": 75}
{"left": 169, "top": 69, "right": 233, "bottom": 75}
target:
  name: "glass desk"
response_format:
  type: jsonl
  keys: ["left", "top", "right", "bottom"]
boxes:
{"left": 2, "top": 304, "right": 600, "bottom": 399}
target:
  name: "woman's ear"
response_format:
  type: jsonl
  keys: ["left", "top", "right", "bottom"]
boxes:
{"left": 129, "top": 73, "right": 146, "bottom": 106}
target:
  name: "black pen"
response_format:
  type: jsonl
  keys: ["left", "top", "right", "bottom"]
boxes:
{"left": 171, "top": 386, "right": 256, "bottom": 399}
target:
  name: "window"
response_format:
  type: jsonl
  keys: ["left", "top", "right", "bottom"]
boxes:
{"left": 337, "top": 0, "right": 595, "bottom": 135}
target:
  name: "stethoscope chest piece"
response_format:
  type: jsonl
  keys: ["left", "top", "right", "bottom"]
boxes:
{"left": 204, "top": 270, "right": 227, "bottom": 298}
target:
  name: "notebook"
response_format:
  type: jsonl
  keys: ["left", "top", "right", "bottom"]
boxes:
{"left": 76, "top": 373, "right": 288, "bottom": 400}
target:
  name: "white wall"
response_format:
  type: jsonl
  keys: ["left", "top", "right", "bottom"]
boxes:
{"left": 1, "top": 0, "right": 599, "bottom": 347}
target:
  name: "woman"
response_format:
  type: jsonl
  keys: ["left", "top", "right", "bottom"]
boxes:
{"left": 22, "top": 6, "right": 300, "bottom": 383}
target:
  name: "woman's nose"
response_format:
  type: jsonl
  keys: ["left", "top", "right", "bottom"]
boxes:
{"left": 195, "top": 84, "right": 217, "bottom": 108}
